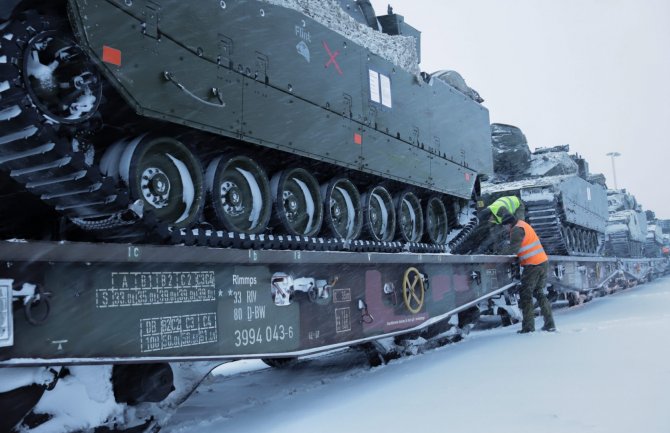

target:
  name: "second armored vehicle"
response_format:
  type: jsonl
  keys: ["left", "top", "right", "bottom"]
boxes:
{"left": 604, "top": 189, "right": 647, "bottom": 257}
{"left": 474, "top": 125, "right": 608, "bottom": 256}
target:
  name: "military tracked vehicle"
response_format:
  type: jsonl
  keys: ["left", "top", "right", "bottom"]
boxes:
{"left": 645, "top": 223, "right": 664, "bottom": 258}
{"left": 642, "top": 211, "right": 664, "bottom": 258}
{"left": 458, "top": 124, "right": 608, "bottom": 256}
{"left": 604, "top": 189, "right": 647, "bottom": 257}
{"left": 659, "top": 220, "right": 670, "bottom": 257}
{"left": 2, "top": 3, "right": 670, "bottom": 433}
{"left": 0, "top": 0, "right": 493, "bottom": 251}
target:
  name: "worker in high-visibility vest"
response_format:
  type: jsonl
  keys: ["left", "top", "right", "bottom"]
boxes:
{"left": 477, "top": 195, "right": 525, "bottom": 225}
{"left": 500, "top": 213, "right": 556, "bottom": 333}
{"left": 461, "top": 196, "right": 526, "bottom": 255}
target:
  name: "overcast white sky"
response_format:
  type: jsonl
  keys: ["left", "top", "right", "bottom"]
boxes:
{"left": 370, "top": 0, "right": 670, "bottom": 219}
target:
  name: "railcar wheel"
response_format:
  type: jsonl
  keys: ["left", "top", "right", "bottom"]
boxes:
{"left": 271, "top": 168, "right": 323, "bottom": 236}
{"left": 0, "top": 384, "right": 46, "bottom": 433}
{"left": 499, "top": 309, "right": 514, "bottom": 327}
{"left": 396, "top": 191, "right": 423, "bottom": 243}
{"left": 205, "top": 155, "right": 272, "bottom": 234}
{"left": 261, "top": 357, "right": 297, "bottom": 368}
{"left": 362, "top": 185, "right": 395, "bottom": 242}
{"left": 322, "top": 177, "right": 362, "bottom": 240}
{"left": 23, "top": 30, "right": 102, "bottom": 123}
{"left": 424, "top": 196, "right": 448, "bottom": 244}
{"left": 121, "top": 136, "right": 205, "bottom": 228}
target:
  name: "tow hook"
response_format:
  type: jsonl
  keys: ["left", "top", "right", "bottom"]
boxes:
{"left": 13, "top": 283, "right": 52, "bottom": 325}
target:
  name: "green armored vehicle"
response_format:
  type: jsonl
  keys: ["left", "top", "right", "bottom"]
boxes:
{"left": 459, "top": 124, "right": 608, "bottom": 256}
{"left": 605, "top": 189, "right": 647, "bottom": 257}
{"left": 0, "top": 0, "right": 493, "bottom": 251}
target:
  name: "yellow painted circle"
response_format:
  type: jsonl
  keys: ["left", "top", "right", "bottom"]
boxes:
{"left": 402, "top": 267, "right": 425, "bottom": 314}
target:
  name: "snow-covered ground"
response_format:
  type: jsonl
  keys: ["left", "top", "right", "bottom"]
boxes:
{"left": 164, "top": 276, "right": 670, "bottom": 433}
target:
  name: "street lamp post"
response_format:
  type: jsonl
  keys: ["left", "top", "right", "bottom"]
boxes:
{"left": 606, "top": 152, "right": 621, "bottom": 189}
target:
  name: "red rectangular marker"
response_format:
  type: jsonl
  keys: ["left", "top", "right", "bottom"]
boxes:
{"left": 102, "top": 45, "right": 122, "bottom": 66}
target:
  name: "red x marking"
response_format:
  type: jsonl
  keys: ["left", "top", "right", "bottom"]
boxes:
{"left": 323, "top": 41, "right": 343, "bottom": 75}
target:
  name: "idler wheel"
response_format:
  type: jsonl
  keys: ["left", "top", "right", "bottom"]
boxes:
{"left": 361, "top": 185, "right": 395, "bottom": 242}
{"left": 271, "top": 167, "right": 323, "bottom": 237}
{"left": 396, "top": 190, "right": 424, "bottom": 243}
{"left": 206, "top": 155, "right": 272, "bottom": 234}
{"left": 424, "top": 195, "right": 448, "bottom": 244}
{"left": 124, "top": 136, "right": 204, "bottom": 228}
{"left": 112, "top": 363, "right": 174, "bottom": 405}
{"left": 22, "top": 30, "right": 102, "bottom": 123}
{"left": 322, "top": 177, "right": 362, "bottom": 240}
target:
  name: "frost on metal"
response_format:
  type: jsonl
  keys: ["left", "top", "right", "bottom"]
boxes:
{"left": 482, "top": 174, "right": 574, "bottom": 195}
{"left": 606, "top": 189, "right": 647, "bottom": 241}
{"left": 607, "top": 210, "right": 646, "bottom": 241}
{"left": 489, "top": 123, "right": 531, "bottom": 178}
{"left": 527, "top": 149, "right": 578, "bottom": 178}
{"left": 259, "top": 0, "right": 420, "bottom": 74}
{"left": 520, "top": 188, "right": 555, "bottom": 203}
{"left": 485, "top": 141, "right": 590, "bottom": 186}
{"left": 432, "top": 70, "right": 484, "bottom": 102}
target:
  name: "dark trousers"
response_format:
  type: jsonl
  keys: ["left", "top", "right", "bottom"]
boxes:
{"left": 518, "top": 261, "right": 555, "bottom": 331}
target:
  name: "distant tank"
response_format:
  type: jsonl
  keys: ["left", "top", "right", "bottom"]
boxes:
{"left": 457, "top": 124, "right": 608, "bottom": 256}
{"left": 657, "top": 219, "right": 670, "bottom": 235}
{"left": 605, "top": 189, "right": 647, "bottom": 257}
{"left": 0, "top": 0, "right": 492, "bottom": 250}
{"left": 644, "top": 223, "right": 664, "bottom": 258}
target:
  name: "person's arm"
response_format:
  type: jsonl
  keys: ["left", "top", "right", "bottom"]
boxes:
{"left": 477, "top": 207, "right": 493, "bottom": 225}
{"left": 496, "top": 206, "right": 512, "bottom": 222}
{"left": 500, "top": 226, "right": 524, "bottom": 255}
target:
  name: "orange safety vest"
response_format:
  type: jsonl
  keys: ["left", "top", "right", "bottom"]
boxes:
{"left": 513, "top": 220, "right": 548, "bottom": 266}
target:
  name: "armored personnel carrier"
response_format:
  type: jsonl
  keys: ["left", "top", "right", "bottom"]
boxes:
{"left": 0, "top": 0, "right": 492, "bottom": 251}
{"left": 465, "top": 124, "right": 608, "bottom": 256}
{"left": 645, "top": 223, "right": 664, "bottom": 258}
{"left": 657, "top": 219, "right": 670, "bottom": 235}
{"left": 605, "top": 189, "right": 647, "bottom": 257}
{"left": 642, "top": 211, "right": 663, "bottom": 257}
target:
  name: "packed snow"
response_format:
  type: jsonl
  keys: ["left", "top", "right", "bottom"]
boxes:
{"left": 166, "top": 153, "right": 196, "bottom": 224}
{"left": 163, "top": 276, "right": 670, "bottom": 433}
{"left": 260, "top": 0, "right": 420, "bottom": 73}
{"left": 482, "top": 174, "right": 572, "bottom": 194}
{"left": 237, "top": 166, "right": 264, "bottom": 229}
{"left": 293, "top": 176, "right": 316, "bottom": 234}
